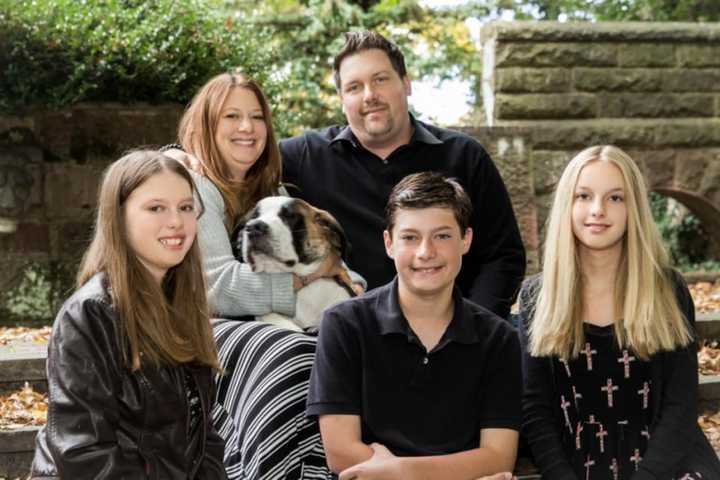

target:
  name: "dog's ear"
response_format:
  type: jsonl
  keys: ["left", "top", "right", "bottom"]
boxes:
{"left": 230, "top": 221, "right": 245, "bottom": 261}
{"left": 315, "top": 210, "right": 351, "bottom": 262}
{"left": 231, "top": 206, "right": 260, "bottom": 262}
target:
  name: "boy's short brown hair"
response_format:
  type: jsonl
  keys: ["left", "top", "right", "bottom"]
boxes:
{"left": 385, "top": 172, "right": 472, "bottom": 236}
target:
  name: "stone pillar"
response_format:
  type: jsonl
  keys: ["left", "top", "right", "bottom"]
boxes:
{"left": 480, "top": 21, "right": 720, "bottom": 258}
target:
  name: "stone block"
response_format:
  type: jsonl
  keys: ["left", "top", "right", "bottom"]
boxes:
{"left": 54, "top": 219, "right": 94, "bottom": 257}
{"left": 495, "top": 94, "right": 596, "bottom": 120}
{"left": 495, "top": 42, "right": 617, "bottom": 68}
{"left": 33, "top": 111, "right": 75, "bottom": 158}
{"left": 662, "top": 69, "right": 720, "bottom": 92}
{"left": 627, "top": 149, "right": 676, "bottom": 189}
{"left": 0, "top": 222, "right": 50, "bottom": 254}
{"left": 651, "top": 119, "right": 720, "bottom": 147}
{"left": 482, "top": 21, "right": 720, "bottom": 43}
{"left": 44, "top": 162, "right": 106, "bottom": 219}
{"left": 573, "top": 68, "right": 661, "bottom": 92}
{"left": 599, "top": 93, "right": 715, "bottom": 118}
{"left": 495, "top": 68, "right": 570, "bottom": 93}
{"left": 532, "top": 150, "right": 573, "bottom": 195}
{"left": 717, "top": 96, "right": 720, "bottom": 117}
{"left": 674, "top": 149, "right": 720, "bottom": 193}
{"left": 617, "top": 44, "right": 675, "bottom": 67}
{"left": 677, "top": 45, "right": 720, "bottom": 67}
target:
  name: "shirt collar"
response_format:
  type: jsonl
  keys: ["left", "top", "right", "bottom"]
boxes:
{"left": 329, "top": 114, "right": 443, "bottom": 148}
{"left": 375, "top": 277, "right": 480, "bottom": 346}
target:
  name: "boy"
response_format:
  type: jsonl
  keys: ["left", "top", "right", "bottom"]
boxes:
{"left": 306, "top": 172, "right": 522, "bottom": 479}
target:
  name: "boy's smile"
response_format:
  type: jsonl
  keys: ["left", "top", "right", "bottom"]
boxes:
{"left": 384, "top": 207, "right": 472, "bottom": 300}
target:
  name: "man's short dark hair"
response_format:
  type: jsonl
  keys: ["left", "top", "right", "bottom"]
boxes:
{"left": 333, "top": 31, "right": 407, "bottom": 91}
{"left": 385, "top": 172, "right": 472, "bottom": 236}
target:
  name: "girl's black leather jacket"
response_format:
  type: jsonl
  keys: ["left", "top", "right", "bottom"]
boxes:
{"left": 30, "top": 273, "right": 227, "bottom": 479}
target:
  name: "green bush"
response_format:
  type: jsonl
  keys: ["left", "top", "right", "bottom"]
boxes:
{"left": 0, "top": 260, "right": 76, "bottom": 326}
{"left": 0, "top": 0, "right": 274, "bottom": 113}
{"left": 649, "top": 192, "right": 720, "bottom": 272}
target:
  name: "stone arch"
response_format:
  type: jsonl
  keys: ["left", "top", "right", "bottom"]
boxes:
{"left": 652, "top": 186, "right": 720, "bottom": 260}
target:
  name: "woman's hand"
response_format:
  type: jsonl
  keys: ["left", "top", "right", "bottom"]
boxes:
{"left": 163, "top": 148, "right": 203, "bottom": 174}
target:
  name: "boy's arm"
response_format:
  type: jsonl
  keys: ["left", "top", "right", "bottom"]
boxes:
{"left": 319, "top": 414, "right": 374, "bottom": 473}
{"left": 338, "top": 428, "right": 518, "bottom": 480}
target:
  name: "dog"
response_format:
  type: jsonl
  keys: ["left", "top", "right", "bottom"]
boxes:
{"left": 232, "top": 196, "right": 356, "bottom": 332}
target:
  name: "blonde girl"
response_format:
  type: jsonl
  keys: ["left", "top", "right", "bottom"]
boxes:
{"left": 519, "top": 145, "right": 719, "bottom": 479}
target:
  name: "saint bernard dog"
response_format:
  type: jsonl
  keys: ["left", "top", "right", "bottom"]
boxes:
{"left": 233, "top": 196, "right": 356, "bottom": 332}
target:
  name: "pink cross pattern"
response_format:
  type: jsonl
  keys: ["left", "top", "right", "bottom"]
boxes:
{"left": 572, "top": 386, "right": 582, "bottom": 409}
{"left": 638, "top": 381, "right": 650, "bottom": 409}
{"left": 677, "top": 473, "right": 702, "bottom": 480}
{"left": 601, "top": 378, "right": 619, "bottom": 407}
{"left": 560, "top": 395, "right": 572, "bottom": 433}
{"left": 559, "top": 358, "right": 571, "bottom": 377}
{"left": 610, "top": 458, "right": 619, "bottom": 480}
{"left": 581, "top": 342, "right": 597, "bottom": 370}
{"left": 618, "top": 349, "right": 636, "bottom": 378}
{"left": 596, "top": 423, "right": 608, "bottom": 453}
{"left": 575, "top": 421, "right": 583, "bottom": 450}
{"left": 630, "top": 449, "right": 642, "bottom": 471}
{"left": 584, "top": 455, "right": 595, "bottom": 480}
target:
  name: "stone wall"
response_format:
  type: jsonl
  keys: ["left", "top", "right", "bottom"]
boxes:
{"left": 480, "top": 21, "right": 720, "bottom": 266}
{"left": 0, "top": 104, "right": 183, "bottom": 324}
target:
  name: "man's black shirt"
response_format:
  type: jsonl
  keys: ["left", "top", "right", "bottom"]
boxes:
{"left": 280, "top": 116, "right": 526, "bottom": 318}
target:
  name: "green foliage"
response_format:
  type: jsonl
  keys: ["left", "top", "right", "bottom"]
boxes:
{"left": 0, "top": 0, "right": 272, "bottom": 113}
{"left": 649, "top": 192, "right": 718, "bottom": 271}
{"left": 1, "top": 260, "right": 76, "bottom": 326}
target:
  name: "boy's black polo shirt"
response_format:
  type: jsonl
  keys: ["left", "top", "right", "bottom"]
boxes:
{"left": 306, "top": 278, "right": 522, "bottom": 457}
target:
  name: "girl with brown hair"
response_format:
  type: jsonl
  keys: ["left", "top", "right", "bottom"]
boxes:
{"left": 31, "top": 150, "right": 227, "bottom": 479}
{"left": 519, "top": 145, "right": 719, "bottom": 479}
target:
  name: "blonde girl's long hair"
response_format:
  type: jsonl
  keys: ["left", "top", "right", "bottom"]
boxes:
{"left": 178, "top": 70, "right": 282, "bottom": 232}
{"left": 529, "top": 145, "right": 692, "bottom": 360}
{"left": 77, "top": 150, "right": 220, "bottom": 371}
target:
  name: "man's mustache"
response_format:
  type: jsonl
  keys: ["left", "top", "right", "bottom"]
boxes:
{"left": 361, "top": 101, "right": 389, "bottom": 115}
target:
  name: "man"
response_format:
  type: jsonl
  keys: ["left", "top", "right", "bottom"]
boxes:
{"left": 306, "top": 172, "right": 521, "bottom": 479}
{"left": 280, "top": 31, "right": 525, "bottom": 318}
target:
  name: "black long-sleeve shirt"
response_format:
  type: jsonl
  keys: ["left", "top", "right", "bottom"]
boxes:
{"left": 518, "top": 272, "right": 720, "bottom": 479}
{"left": 279, "top": 116, "right": 526, "bottom": 318}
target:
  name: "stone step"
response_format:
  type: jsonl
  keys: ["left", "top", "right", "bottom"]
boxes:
{"left": 0, "top": 426, "right": 39, "bottom": 479}
{"left": 697, "top": 313, "right": 720, "bottom": 341}
{"left": 0, "top": 343, "right": 47, "bottom": 397}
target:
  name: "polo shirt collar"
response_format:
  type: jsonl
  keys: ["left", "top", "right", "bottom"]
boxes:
{"left": 329, "top": 114, "right": 443, "bottom": 148}
{"left": 376, "top": 277, "right": 480, "bottom": 346}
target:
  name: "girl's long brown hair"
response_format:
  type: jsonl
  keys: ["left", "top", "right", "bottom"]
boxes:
{"left": 178, "top": 70, "right": 282, "bottom": 231}
{"left": 78, "top": 150, "right": 219, "bottom": 371}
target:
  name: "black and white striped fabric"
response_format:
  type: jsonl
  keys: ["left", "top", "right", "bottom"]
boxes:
{"left": 211, "top": 319, "right": 332, "bottom": 479}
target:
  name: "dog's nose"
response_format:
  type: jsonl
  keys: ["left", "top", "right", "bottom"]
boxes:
{"left": 245, "top": 221, "right": 269, "bottom": 238}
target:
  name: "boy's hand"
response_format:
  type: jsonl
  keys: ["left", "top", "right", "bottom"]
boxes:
{"left": 339, "top": 443, "right": 401, "bottom": 480}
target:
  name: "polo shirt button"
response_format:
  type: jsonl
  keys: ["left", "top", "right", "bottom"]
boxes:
{"left": 422, "top": 357, "right": 429, "bottom": 365}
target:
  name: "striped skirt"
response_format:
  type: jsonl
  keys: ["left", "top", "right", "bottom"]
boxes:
{"left": 211, "top": 319, "right": 332, "bottom": 479}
